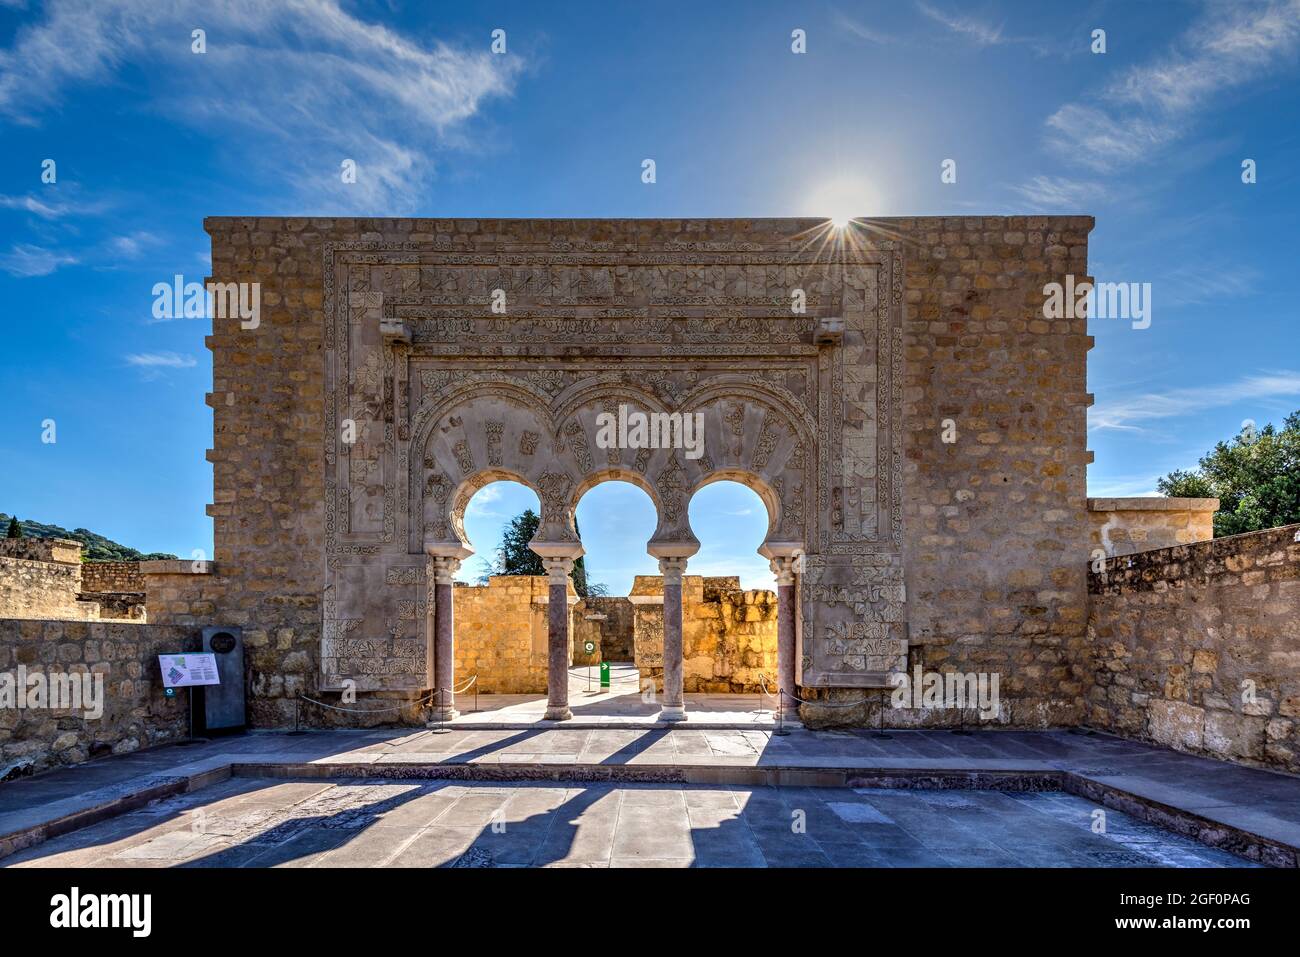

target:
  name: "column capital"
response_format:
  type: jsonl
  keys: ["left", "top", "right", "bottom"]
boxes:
{"left": 658, "top": 556, "right": 689, "bottom": 584}
{"left": 769, "top": 556, "right": 799, "bottom": 586}
{"left": 429, "top": 556, "right": 461, "bottom": 585}
{"left": 541, "top": 556, "right": 575, "bottom": 585}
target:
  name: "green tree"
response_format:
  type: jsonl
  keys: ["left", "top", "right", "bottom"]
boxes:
{"left": 1157, "top": 410, "right": 1300, "bottom": 537}
{"left": 5, "top": 516, "right": 21, "bottom": 539}
{"left": 491, "top": 508, "right": 606, "bottom": 597}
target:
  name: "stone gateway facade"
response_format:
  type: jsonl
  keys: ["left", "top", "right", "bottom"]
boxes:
{"left": 194, "top": 216, "right": 1094, "bottom": 728}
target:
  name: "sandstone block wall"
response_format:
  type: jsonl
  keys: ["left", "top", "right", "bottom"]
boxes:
{"left": 81, "top": 561, "right": 145, "bottom": 593}
{"left": 891, "top": 215, "right": 1094, "bottom": 729}
{"left": 0, "top": 556, "right": 96, "bottom": 621}
{"left": 0, "top": 619, "right": 194, "bottom": 779}
{"left": 452, "top": 575, "right": 570, "bottom": 694}
{"left": 1089, "top": 497, "right": 1218, "bottom": 558}
{"left": 1087, "top": 524, "right": 1300, "bottom": 774}
{"left": 574, "top": 597, "right": 634, "bottom": 663}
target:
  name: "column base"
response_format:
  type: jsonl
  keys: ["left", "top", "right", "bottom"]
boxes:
{"left": 427, "top": 708, "right": 458, "bottom": 725}
{"left": 660, "top": 705, "right": 687, "bottom": 722}
{"left": 544, "top": 706, "right": 573, "bottom": 721}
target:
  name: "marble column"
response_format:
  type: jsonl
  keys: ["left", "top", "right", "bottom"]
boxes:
{"left": 424, "top": 555, "right": 437, "bottom": 692}
{"left": 430, "top": 556, "right": 460, "bottom": 722}
{"left": 659, "top": 556, "right": 689, "bottom": 721}
{"left": 541, "top": 556, "right": 575, "bottom": 721}
{"left": 769, "top": 556, "right": 800, "bottom": 719}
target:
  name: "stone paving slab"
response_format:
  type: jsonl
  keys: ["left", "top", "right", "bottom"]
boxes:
{"left": 1, "top": 779, "right": 1260, "bottom": 869}
{"left": 1, "top": 727, "right": 1297, "bottom": 865}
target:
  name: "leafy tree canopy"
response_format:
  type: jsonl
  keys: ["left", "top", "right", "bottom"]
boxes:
{"left": 6, "top": 516, "right": 20, "bottom": 539}
{"left": 491, "top": 508, "right": 607, "bottom": 597}
{"left": 1156, "top": 410, "right": 1300, "bottom": 537}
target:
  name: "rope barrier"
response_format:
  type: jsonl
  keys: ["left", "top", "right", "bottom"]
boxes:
{"left": 296, "top": 673, "right": 478, "bottom": 722}
{"left": 759, "top": 673, "right": 877, "bottom": 709}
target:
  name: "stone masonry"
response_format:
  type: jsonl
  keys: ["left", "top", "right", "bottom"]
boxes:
{"left": 1088, "top": 523, "right": 1300, "bottom": 774}
{"left": 1089, "top": 497, "right": 1218, "bottom": 558}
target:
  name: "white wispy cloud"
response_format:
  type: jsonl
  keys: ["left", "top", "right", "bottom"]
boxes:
{"left": 916, "top": 1, "right": 1006, "bottom": 46}
{"left": 834, "top": 11, "right": 898, "bottom": 45}
{"left": 1046, "top": 0, "right": 1300, "bottom": 171}
{"left": 0, "top": 0, "right": 524, "bottom": 212}
{"left": 0, "top": 243, "right": 78, "bottom": 276}
{"left": 1009, "top": 174, "right": 1108, "bottom": 210}
{"left": 125, "top": 351, "right": 197, "bottom": 368}
{"left": 1090, "top": 370, "right": 1300, "bottom": 434}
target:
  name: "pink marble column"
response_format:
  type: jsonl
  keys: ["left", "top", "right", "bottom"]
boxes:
{"left": 542, "top": 557, "right": 575, "bottom": 721}
{"left": 430, "top": 556, "right": 460, "bottom": 722}
{"left": 770, "top": 556, "right": 800, "bottom": 719}
{"left": 659, "top": 556, "right": 689, "bottom": 721}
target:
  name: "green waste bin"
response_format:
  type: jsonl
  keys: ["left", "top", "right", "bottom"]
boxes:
{"left": 600, "top": 661, "right": 611, "bottom": 690}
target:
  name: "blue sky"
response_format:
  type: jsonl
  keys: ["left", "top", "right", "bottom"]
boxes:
{"left": 1, "top": 0, "right": 1298, "bottom": 592}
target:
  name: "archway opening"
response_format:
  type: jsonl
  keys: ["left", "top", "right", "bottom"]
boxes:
{"left": 680, "top": 480, "right": 780, "bottom": 697}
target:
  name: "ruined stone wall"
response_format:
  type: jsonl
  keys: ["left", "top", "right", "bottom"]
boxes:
{"left": 0, "top": 619, "right": 193, "bottom": 779}
{"left": 1088, "top": 497, "right": 1218, "bottom": 558}
{"left": 452, "top": 576, "right": 565, "bottom": 694}
{"left": 630, "top": 576, "right": 777, "bottom": 694}
{"left": 200, "top": 216, "right": 1092, "bottom": 728}
{"left": 1087, "top": 524, "right": 1300, "bottom": 774}
{"left": 81, "top": 561, "right": 145, "bottom": 593}
{"left": 574, "top": 597, "right": 634, "bottom": 662}
{"left": 0, "top": 557, "right": 96, "bottom": 621}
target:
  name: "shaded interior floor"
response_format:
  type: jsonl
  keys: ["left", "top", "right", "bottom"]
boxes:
{"left": 1, "top": 778, "right": 1257, "bottom": 869}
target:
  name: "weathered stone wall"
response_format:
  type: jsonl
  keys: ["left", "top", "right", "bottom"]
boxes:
{"left": 81, "top": 561, "right": 145, "bottom": 593}
{"left": 0, "top": 556, "right": 96, "bottom": 621}
{"left": 1087, "top": 524, "right": 1300, "bottom": 774}
{"left": 629, "top": 575, "right": 778, "bottom": 694}
{"left": 0, "top": 619, "right": 193, "bottom": 779}
{"left": 882, "top": 215, "right": 1093, "bottom": 729}
{"left": 199, "top": 216, "right": 1092, "bottom": 728}
{"left": 0, "top": 538, "right": 82, "bottom": 565}
{"left": 574, "top": 596, "right": 634, "bottom": 662}
{"left": 452, "top": 575, "right": 571, "bottom": 694}
{"left": 1089, "top": 497, "right": 1218, "bottom": 558}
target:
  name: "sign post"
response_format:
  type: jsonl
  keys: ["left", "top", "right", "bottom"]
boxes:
{"left": 159, "top": 653, "right": 221, "bottom": 740}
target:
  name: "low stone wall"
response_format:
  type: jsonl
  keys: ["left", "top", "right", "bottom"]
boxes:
{"left": 0, "top": 619, "right": 194, "bottom": 779}
{"left": 1088, "top": 497, "right": 1218, "bottom": 558}
{"left": 1087, "top": 524, "right": 1300, "bottom": 774}
{"left": 81, "top": 561, "right": 145, "bottom": 593}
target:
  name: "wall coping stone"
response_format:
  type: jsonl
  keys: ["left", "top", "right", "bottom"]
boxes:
{"left": 1088, "top": 497, "right": 1219, "bottom": 512}
{"left": 139, "top": 560, "right": 216, "bottom": 575}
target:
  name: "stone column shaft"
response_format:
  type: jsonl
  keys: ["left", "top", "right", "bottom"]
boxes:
{"left": 770, "top": 556, "right": 800, "bottom": 718}
{"left": 659, "top": 556, "right": 689, "bottom": 721}
{"left": 542, "top": 557, "right": 575, "bottom": 721}
{"left": 430, "top": 557, "right": 460, "bottom": 722}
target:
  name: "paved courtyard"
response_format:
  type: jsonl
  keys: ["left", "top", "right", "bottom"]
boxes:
{"left": 2, "top": 776, "right": 1256, "bottom": 868}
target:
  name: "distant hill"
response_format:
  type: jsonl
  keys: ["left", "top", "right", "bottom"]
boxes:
{"left": 0, "top": 513, "right": 177, "bottom": 562}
